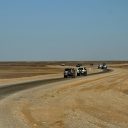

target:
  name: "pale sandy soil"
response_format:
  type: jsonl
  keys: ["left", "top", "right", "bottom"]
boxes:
{"left": 0, "top": 65, "right": 69, "bottom": 85}
{"left": 0, "top": 65, "right": 128, "bottom": 128}
{"left": 0, "top": 65, "right": 98, "bottom": 86}
{"left": 0, "top": 73, "right": 62, "bottom": 86}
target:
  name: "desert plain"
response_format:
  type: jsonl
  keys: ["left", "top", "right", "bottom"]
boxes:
{"left": 0, "top": 61, "right": 128, "bottom": 128}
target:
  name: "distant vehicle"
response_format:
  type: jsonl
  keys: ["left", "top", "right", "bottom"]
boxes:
{"left": 90, "top": 63, "right": 94, "bottom": 66}
{"left": 76, "top": 64, "right": 82, "bottom": 67}
{"left": 64, "top": 68, "right": 76, "bottom": 78}
{"left": 61, "top": 63, "right": 65, "bottom": 66}
{"left": 77, "top": 67, "right": 87, "bottom": 76}
{"left": 102, "top": 63, "right": 107, "bottom": 69}
{"left": 98, "top": 64, "right": 103, "bottom": 69}
{"left": 98, "top": 63, "right": 107, "bottom": 69}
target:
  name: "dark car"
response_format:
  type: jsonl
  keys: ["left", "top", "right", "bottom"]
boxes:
{"left": 64, "top": 68, "right": 76, "bottom": 78}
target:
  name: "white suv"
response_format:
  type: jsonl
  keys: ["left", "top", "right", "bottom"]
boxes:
{"left": 77, "top": 67, "right": 87, "bottom": 76}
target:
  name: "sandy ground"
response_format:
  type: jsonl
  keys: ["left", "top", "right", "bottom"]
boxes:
{"left": 0, "top": 65, "right": 98, "bottom": 86}
{"left": 0, "top": 65, "right": 128, "bottom": 128}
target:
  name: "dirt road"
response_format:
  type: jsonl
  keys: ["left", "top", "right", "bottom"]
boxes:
{"left": 0, "top": 67, "right": 128, "bottom": 128}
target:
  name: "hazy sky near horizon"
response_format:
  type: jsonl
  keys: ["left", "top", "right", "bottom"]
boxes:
{"left": 0, "top": 0, "right": 128, "bottom": 61}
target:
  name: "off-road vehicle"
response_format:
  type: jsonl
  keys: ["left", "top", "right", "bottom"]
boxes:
{"left": 76, "top": 64, "right": 82, "bottom": 67}
{"left": 77, "top": 67, "right": 87, "bottom": 76}
{"left": 64, "top": 68, "right": 76, "bottom": 78}
{"left": 98, "top": 64, "right": 103, "bottom": 69}
{"left": 98, "top": 63, "right": 107, "bottom": 69}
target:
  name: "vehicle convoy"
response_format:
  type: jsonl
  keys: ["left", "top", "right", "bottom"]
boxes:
{"left": 64, "top": 68, "right": 76, "bottom": 78}
{"left": 77, "top": 67, "right": 87, "bottom": 76}
{"left": 98, "top": 63, "right": 107, "bottom": 69}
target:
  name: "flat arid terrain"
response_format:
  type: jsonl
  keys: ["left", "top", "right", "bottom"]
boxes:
{"left": 0, "top": 61, "right": 128, "bottom": 128}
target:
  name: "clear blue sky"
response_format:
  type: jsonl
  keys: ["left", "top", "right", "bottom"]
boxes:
{"left": 0, "top": 0, "right": 128, "bottom": 61}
